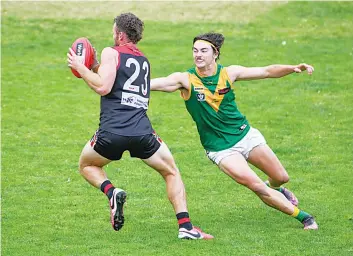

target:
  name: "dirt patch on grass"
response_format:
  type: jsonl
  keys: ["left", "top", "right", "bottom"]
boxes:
{"left": 2, "top": 1, "right": 286, "bottom": 23}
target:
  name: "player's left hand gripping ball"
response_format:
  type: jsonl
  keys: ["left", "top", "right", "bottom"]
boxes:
{"left": 67, "top": 37, "right": 95, "bottom": 78}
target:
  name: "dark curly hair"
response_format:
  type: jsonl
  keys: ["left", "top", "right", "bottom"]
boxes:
{"left": 193, "top": 33, "right": 225, "bottom": 60}
{"left": 114, "top": 13, "right": 144, "bottom": 44}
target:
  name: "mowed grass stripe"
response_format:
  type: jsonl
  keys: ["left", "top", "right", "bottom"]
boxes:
{"left": 2, "top": 1, "right": 285, "bottom": 23}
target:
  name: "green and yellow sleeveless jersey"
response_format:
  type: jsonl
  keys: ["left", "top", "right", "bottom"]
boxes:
{"left": 181, "top": 64, "right": 250, "bottom": 151}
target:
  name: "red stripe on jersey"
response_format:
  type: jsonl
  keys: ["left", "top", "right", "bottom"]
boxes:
{"left": 112, "top": 45, "right": 144, "bottom": 56}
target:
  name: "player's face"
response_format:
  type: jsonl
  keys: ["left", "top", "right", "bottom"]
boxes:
{"left": 193, "top": 41, "right": 217, "bottom": 68}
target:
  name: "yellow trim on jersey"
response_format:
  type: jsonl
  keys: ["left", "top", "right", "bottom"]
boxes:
{"left": 223, "top": 67, "right": 232, "bottom": 86}
{"left": 180, "top": 74, "right": 192, "bottom": 100}
{"left": 188, "top": 68, "right": 232, "bottom": 112}
{"left": 291, "top": 207, "right": 300, "bottom": 217}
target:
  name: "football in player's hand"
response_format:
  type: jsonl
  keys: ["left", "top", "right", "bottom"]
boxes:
{"left": 70, "top": 37, "right": 94, "bottom": 78}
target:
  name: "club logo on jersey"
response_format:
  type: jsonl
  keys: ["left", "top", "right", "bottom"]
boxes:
{"left": 239, "top": 124, "right": 247, "bottom": 131}
{"left": 194, "top": 87, "right": 204, "bottom": 91}
{"left": 218, "top": 87, "right": 230, "bottom": 95}
{"left": 196, "top": 93, "right": 206, "bottom": 101}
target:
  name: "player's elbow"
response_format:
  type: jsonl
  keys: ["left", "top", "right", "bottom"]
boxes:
{"left": 263, "top": 66, "right": 272, "bottom": 78}
{"left": 266, "top": 65, "right": 284, "bottom": 78}
{"left": 96, "top": 86, "right": 111, "bottom": 96}
{"left": 97, "top": 80, "right": 114, "bottom": 95}
{"left": 166, "top": 86, "right": 178, "bottom": 93}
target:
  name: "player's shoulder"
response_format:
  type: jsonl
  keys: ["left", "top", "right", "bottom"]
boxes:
{"left": 99, "top": 47, "right": 119, "bottom": 65}
{"left": 101, "top": 46, "right": 118, "bottom": 56}
{"left": 178, "top": 72, "right": 190, "bottom": 87}
{"left": 111, "top": 45, "right": 145, "bottom": 58}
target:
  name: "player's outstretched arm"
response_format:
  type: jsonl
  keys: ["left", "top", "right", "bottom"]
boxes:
{"left": 151, "top": 72, "right": 188, "bottom": 92}
{"left": 67, "top": 47, "right": 117, "bottom": 96}
{"left": 227, "top": 63, "right": 314, "bottom": 82}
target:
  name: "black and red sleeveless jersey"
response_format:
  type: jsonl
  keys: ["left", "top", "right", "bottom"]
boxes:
{"left": 99, "top": 44, "right": 153, "bottom": 136}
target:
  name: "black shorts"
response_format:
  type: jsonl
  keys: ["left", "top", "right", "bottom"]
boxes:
{"left": 89, "top": 129, "right": 162, "bottom": 160}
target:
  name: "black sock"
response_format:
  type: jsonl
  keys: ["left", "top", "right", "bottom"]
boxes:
{"left": 100, "top": 180, "right": 115, "bottom": 200}
{"left": 176, "top": 212, "right": 193, "bottom": 230}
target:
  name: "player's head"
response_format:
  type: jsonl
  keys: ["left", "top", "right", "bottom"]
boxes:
{"left": 113, "top": 13, "right": 144, "bottom": 45}
{"left": 192, "top": 33, "right": 225, "bottom": 68}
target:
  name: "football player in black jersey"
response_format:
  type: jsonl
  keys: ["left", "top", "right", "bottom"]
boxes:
{"left": 67, "top": 13, "right": 213, "bottom": 240}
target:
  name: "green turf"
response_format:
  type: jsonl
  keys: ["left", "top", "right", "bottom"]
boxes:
{"left": 2, "top": 2, "right": 353, "bottom": 255}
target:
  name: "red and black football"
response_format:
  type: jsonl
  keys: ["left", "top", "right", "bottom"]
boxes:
{"left": 70, "top": 37, "right": 94, "bottom": 78}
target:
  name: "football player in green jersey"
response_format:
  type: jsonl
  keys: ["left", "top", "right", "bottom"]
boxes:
{"left": 150, "top": 32, "right": 318, "bottom": 230}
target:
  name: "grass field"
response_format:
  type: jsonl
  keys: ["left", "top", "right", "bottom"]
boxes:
{"left": 2, "top": 1, "right": 353, "bottom": 255}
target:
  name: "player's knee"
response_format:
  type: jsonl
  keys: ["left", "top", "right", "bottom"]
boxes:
{"left": 163, "top": 164, "right": 182, "bottom": 181}
{"left": 163, "top": 165, "right": 180, "bottom": 178}
{"left": 281, "top": 173, "right": 290, "bottom": 184}
{"left": 78, "top": 159, "right": 87, "bottom": 174}
{"left": 275, "top": 171, "right": 289, "bottom": 184}
{"left": 270, "top": 167, "right": 289, "bottom": 184}
{"left": 162, "top": 157, "right": 179, "bottom": 175}
{"left": 247, "top": 182, "right": 269, "bottom": 197}
{"left": 78, "top": 164, "right": 85, "bottom": 174}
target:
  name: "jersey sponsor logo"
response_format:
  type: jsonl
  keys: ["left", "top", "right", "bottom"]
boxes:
{"left": 196, "top": 93, "right": 206, "bottom": 101}
{"left": 126, "top": 85, "right": 140, "bottom": 93}
{"left": 218, "top": 87, "right": 230, "bottom": 95}
{"left": 194, "top": 87, "right": 204, "bottom": 91}
{"left": 121, "top": 92, "right": 149, "bottom": 109}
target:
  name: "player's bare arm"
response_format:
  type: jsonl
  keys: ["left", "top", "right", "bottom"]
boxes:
{"left": 226, "top": 63, "right": 314, "bottom": 82}
{"left": 151, "top": 72, "right": 189, "bottom": 92}
{"left": 67, "top": 47, "right": 118, "bottom": 96}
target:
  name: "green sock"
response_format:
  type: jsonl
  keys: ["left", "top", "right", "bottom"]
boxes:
{"left": 291, "top": 207, "right": 310, "bottom": 222}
